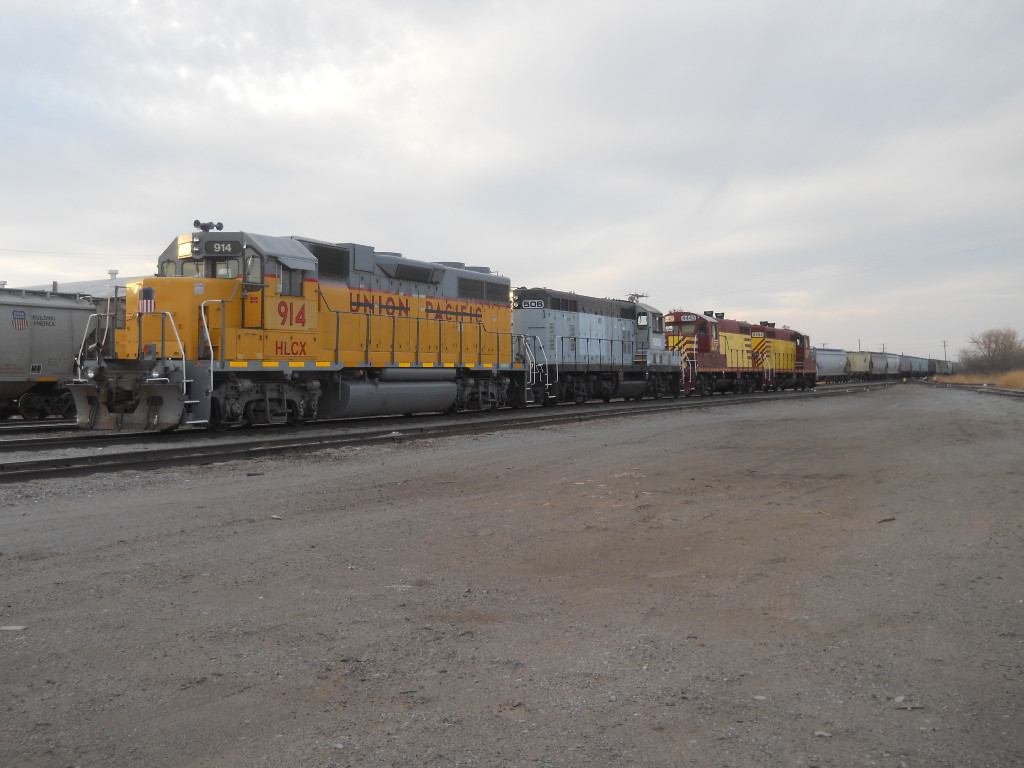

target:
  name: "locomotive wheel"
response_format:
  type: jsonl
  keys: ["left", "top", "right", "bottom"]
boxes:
{"left": 55, "top": 392, "right": 76, "bottom": 418}
{"left": 208, "top": 400, "right": 231, "bottom": 431}
{"left": 17, "top": 393, "right": 44, "bottom": 420}
{"left": 287, "top": 402, "right": 305, "bottom": 426}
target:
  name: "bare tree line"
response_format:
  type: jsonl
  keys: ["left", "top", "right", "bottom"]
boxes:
{"left": 960, "top": 328, "right": 1024, "bottom": 373}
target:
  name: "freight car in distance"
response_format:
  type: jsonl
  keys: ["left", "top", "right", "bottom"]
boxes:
{"left": 1, "top": 287, "right": 99, "bottom": 419}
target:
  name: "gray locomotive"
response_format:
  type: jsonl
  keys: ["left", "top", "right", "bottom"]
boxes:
{"left": 513, "top": 288, "right": 681, "bottom": 404}
{"left": 1, "top": 287, "right": 99, "bottom": 419}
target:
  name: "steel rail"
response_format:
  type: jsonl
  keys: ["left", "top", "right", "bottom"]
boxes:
{"left": 0, "top": 383, "right": 892, "bottom": 483}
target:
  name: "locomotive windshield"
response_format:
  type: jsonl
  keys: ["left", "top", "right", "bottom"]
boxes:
{"left": 670, "top": 321, "right": 696, "bottom": 335}
{"left": 158, "top": 256, "right": 239, "bottom": 279}
{"left": 209, "top": 258, "right": 240, "bottom": 279}
{"left": 636, "top": 312, "right": 665, "bottom": 333}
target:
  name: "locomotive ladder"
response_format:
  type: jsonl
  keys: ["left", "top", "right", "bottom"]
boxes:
{"left": 518, "top": 335, "right": 552, "bottom": 404}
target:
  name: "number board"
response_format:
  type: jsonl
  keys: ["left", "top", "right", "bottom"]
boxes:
{"left": 190, "top": 238, "right": 243, "bottom": 257}
{"left": 201, "top": 240, "right": 243, "bottom": 256}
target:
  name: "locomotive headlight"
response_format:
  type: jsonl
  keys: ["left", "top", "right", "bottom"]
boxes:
{"left": 86, "top": 368, "right": 95, "bottom": 379}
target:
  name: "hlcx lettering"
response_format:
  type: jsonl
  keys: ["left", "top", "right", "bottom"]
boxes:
{"left": 275, "top": 340, "right": 307, "bottom": 356}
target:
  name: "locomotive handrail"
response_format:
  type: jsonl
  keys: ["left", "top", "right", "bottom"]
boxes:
{"left": 522, "top": 335, "right": 550, "bottom": 389}
{"left": 73, "top": 304, "right": 124, "bottom": 372}
{"left": 316, "top": 287, "right": 513, "bottom": 369}
{"left": 99, "top": 284, "right": 121, "bottom": 354}
{"left": 314, "top": 289, "right": 343, "bottom": 363}
{"left": 553, "top": 335, "right": 640, "bottom": 370}
{"left": 138, "top": 311, "right": 188, "bottom": 396}
{"left": 199, "top": 282, "right": 245, "bottom": 364}
{"left": 74, "top": 313, "right": 108, "bottom": 373}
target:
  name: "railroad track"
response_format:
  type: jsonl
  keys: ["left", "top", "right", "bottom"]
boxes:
{"left": 924, "top": 380, "right": 1024, "bottom": 398}
{"left": 0, "top": 383, "right": 888, "bottom": 483}
{"left": 0, "top": 419, "right": 77, "bottom": 435}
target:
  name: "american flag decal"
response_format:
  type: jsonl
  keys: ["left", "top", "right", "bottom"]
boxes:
{"left": 139, "top": 286, "right": 156, "bottom": 314}
{"left": 11, "top": 309, "right": 27, "bottom": 331}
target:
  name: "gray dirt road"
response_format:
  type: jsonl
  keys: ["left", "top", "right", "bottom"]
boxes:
{"left": 1, "top": 384, "right": 1022, "bottom": 767}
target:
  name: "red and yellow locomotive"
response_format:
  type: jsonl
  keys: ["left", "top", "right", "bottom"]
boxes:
{"left": 665, "top": 310, "right": 816, "bottom": 396}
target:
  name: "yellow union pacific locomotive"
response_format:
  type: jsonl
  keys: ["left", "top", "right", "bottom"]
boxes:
{"left": 69, "top": 223, "right": 682, "bottom": 430}
{"left": 70, "top": 223, "right": 526, "bottom": 430}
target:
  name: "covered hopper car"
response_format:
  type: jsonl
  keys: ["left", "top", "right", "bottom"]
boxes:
{"left": 810, "top": 348, "right": 958, "bottom": 381}
{"left": 1, "top": 287, "right": 99, "bottom": 419}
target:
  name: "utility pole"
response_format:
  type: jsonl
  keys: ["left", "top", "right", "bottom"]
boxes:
{"left": 942, "top": 340, "right": 948, "bottom": 361}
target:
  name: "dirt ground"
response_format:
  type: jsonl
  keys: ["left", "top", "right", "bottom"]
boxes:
{"left": 1, "top": 385, "right": 1022, "bottom": 768}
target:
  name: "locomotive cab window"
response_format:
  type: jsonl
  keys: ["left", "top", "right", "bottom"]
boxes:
{"left": 210, "top": 259, "right": 240, "bottom": 279}
{"left": 243, "top": 252, "right": 263, "bottom": 286}
{"left": 182, "top": 260, "right": 201, "bottom": 277}
{"left": 637, "top": 312, "right": 649, "bottom": 328}
{"left": 279, "top": 265, "right": 304, "bottom": 297}
{"left": 652, "top": 314, "right": 665, "bottom": 333}
{"left": 159, "top": 261, "right": 177, "bottom": 277}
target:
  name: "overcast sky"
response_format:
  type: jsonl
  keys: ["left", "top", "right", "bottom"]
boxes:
{"left": 3, "top": 1, "right": 1022, "bottom": 359}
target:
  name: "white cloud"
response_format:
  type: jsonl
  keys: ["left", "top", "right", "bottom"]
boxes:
{"left": 1, "top": 0, "right": 1022, "bottom": 356}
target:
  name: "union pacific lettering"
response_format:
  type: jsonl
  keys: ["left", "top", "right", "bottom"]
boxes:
{"left": 424, "top": 299, "right": 483, "bottom": 323}
{"left": 349, "top": 292, "right": 412, "bottom": 316}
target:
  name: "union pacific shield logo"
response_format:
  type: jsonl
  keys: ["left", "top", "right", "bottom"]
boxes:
{"left": 11, "top": 309, "right": 27, "bottom": 331}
